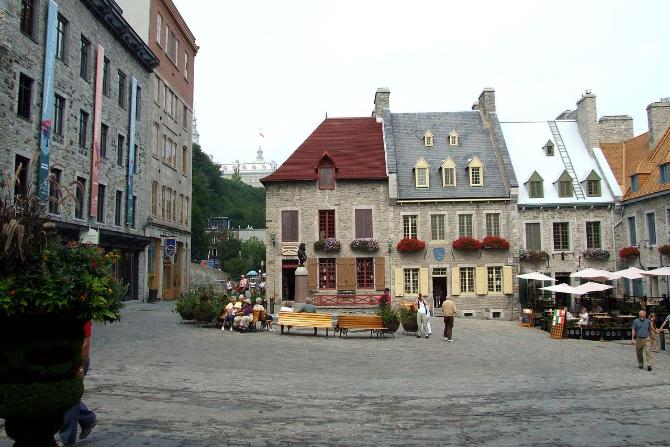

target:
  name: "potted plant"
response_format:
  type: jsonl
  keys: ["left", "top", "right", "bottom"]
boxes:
{"left": 519, "top": 250, "right": 550, "bottom": 262}
{"left": 314, "top": 238, "right": 341, "bottom": 253}
{"left": 619, "top": 246, "right": 640, "bottom": 259}
{"left": 582, "top": 248, "right": 610, "bottom": 260}
{"left": 396, "top": 238, "right": 426, "bottom": 253}
{"left": 0, "top": 193, "right": 123, "bottom": 446}
{"left": 658, "top": 245, "right": 670, "bottom": 256}
{"left": 350, "top": 238, "right": 379, "bottom": 253}
{"left": 481, "top": 236, "right": 510, "bottom": 250}
{"left": 192, "top": 288, "right": 217, "bottom": 323}
{"left": 398, "top": 303, "right": 418, "bottom": 333}
{"left": 376, "top": 304, "right": 400, "bottom": 334}
{"left": 174, "top": 291, "right": 197, "bottom": 321}
{"left": 452, "top": 237, "right": 482, "bottom": 251}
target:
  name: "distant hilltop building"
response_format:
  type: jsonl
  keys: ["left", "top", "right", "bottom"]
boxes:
{"left": 220, "top": 147, "right": 277, "bottom": 187}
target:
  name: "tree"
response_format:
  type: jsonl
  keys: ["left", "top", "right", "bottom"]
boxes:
{"left": 216, "top": 230, "right": 242, "bottom": 263}
{"left": 241, "top": 236, "right": 266, "bottom": 271}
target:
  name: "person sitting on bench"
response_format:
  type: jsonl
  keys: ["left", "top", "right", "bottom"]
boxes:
{"left": 296, "top": 297, "right": 316, "bottom": 313}
{"left": 253, "top": 297, "right": 274, "bottom": 331}
{"left": 233, "top": 298, "right": 254, "bottom": 332}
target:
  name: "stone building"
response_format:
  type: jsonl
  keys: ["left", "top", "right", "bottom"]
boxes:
{"left": 116, "top": 0, "right": 198, "bottom": 299}
{"left": 221, "top": 146, "right": 277, "bottom": 188}
{"left": 261, "top": 117, "right": 389, "bottom": 304}
{"left": 0, "top": 0, "right": 158, "bottom": 300}
{"left": 500, "top": 93, "right": 625, "bottom": 310}
{"left": 601, "top": 98, "right": 670, "bottom": 299}
{"left": 381, "top": 88, "right": 520, "bottom": 320}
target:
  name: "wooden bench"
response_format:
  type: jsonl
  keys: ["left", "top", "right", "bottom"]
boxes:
{"left": 277, "top": 312, "right": 333, "bottom": 337}
{"left": 336, "top": 314, "right": 387, "bottom": 338}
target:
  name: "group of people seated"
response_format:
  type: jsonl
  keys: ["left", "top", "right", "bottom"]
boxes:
{"left": 564, "top": 306, "right": 590, "bottom": 326}
{"left": 220, "top": 295, "right": 274, "bottom": 332}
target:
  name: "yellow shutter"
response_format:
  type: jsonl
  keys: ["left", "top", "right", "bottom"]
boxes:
{"left": 394, "top": 268, "right": 404, "bottom": 297}
{"left": 451, "top": 266, "right": 460, "bottom": 296}
{"left": 476, "top": 266, "right": 488, "bottom": 295}
{"left": 419, "top": 267, "right": 429, "bottom": 295}
{"left": 374, "top": 257, "right": 385, "bottom": 291}
{"left": 503, "top": 266, "right": 513, "bottom": 295}
{"left": 307, "top": 258, "right": 317, "bottom": 290}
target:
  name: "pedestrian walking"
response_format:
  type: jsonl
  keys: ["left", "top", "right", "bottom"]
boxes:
{"left": 442, "top": 297, "right": 457, "bottom": 342}
{"left": 226, "top": 279, "right": 233, "bottom": 297}
{"left": 650, "top": 313, "right": 660, "bottom": 352}
{"left": 632, "top": 310, "right": 653, "bottom": 371}
{"left": 57, "top": 321, "right": 97, "bottom": 446}
{"left": 416, "top": 294, "right": 431, "bottom": 339}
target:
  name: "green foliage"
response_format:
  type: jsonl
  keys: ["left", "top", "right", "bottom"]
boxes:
{"left": 223, "top": 257, "right": 251, "bottom": 279}
{"left": 174, "top": 291, "right": 197, "bottom": 319}
{"left": 376, "top": 304, "right": 400, "bottom": 325}
{"left": 398, "top": 305, "right": 417, "bottom": 323}
{"left": 0, "top": 378, "right": 83, "bottom": 419}
{"left": 242, "top": 236, "right": 266, "bottom": 268}
{"left": 217, "top": 230, "right": 242, "bottom": 261}
{"left": 191, "top": 144, "right": 266, "bottom": 260}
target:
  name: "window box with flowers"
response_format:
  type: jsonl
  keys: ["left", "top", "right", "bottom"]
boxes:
{"left": 396, "top": 238, "right": 426, "bottom": 253}
{"left": 519, "top": 250, "right": 549, "bottom": 262}
{"left": 658, "top": 245, "right": 670, "bottom": 256}
{"left": 452, "top": 237, "right": 482, "bottom": 251}
{"left": 481, "top": 236, "right": 510, "bottom": 250}
{"left": 619, "top": 246, "right": 640, "bottom": 259}
{"left": 582, "top": 248, "right": 610, "bottom": 260}
{"left": 314, "top": 238, "right": 341, "bottom": 253}
{"left": 350, "top": 238, "right": 379, "bottom": 253}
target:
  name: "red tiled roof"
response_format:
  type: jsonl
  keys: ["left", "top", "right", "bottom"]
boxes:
{"left": 261, "top": 118, "right": 386, "bottom": 183}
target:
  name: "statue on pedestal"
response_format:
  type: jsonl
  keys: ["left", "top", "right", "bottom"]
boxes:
{"left": 297, "top": 243, "right": 307, "bottom": 267}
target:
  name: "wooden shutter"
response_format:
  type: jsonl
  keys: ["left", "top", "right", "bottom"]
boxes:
{"left": 374, "top": 257, "right": 385, "bottom": 291}
{"left": 476, "top": 266, "right": 487, "bottom": 295}
{"left": 503, "top": 266, "right": 513, "bottom": 295}
{"left": 355, "top": 209, "right": 373, "bottom": 238}
{"left": 419, "top": 268, "right": 429, "bottom": 295}
{"left": 337, "top": 258, "right": 355, "bottom": 290}
{"left": 307, "top": 258, "right": 317, "bottom": 290}
{"left": 394, "top": 268, "right": 404, "bottom": 297}
{"left": 451, "top": 266, "right": 460, "bottom": 296}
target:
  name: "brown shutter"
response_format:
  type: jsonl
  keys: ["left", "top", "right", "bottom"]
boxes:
{"left": 374, "top": 257, "right": 385, "bottom": 291}
{"left": 307, "top": 258, "right": 317, "bottom": 290}
{"left": 281, "top": 211, "right": 290, "bottom": 241}
{"left": 337, "top": 258, "right": 356, "bottom": 290}
{"left": 355, "top": 209, "right": 373, "bottom": 239}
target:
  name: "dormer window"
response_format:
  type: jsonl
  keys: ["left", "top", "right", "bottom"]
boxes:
{"left": 467, "top": 156, "right": 483, "bottom": 186}
{"left": 449, "top": 129, "right": 459, "bottom": 146}
{"left": 423, "top": 130, "right": 433, "bottom": 147}
{"left": 526, "top": 171, "right": 544, "bottom": 198}
{"left": 414, "top": 157, "right": 430, "bottom": 188}
{"left": 318, "top": 159, "right": 335, "bottom": 190}
{"left": 441, "top": 158, "right": 456, "bottom": 187}
{"left": 630, "top": 174, "right": 639, "bottom": 192}
{"left": 661, "top": 163, "right": 670, "bottom": 184}
{"left": 543, "top": 140, "right": 555, "bottom": 156}
{"left": 556, "top": 171, "right": 573, "bottom": 198}
{"left": 584, "top": 170, "right": 602, "bottom": 197}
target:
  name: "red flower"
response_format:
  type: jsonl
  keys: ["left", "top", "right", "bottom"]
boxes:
{"left": 90, "top": 260, "right": 98, "bottom": 270}
{"left": 618, "top": 246, "right": 640, "bottom": 259}
{"left": 481, "top": 236, "right": 510, "bottom": 250}
{"left": 452, "top": 237, "right": 482, "bottom": 250}
{"left": 396, "top": 238, "right": 426, "bottom": 252}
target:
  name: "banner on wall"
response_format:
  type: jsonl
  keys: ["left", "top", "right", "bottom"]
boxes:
{"left": 90, "top": 45, "right": 104, "bottom": 218}
{"left": 37, "top": 0, "right": 59, "bottom": 201}
{"left": 126, "top": 77, "right": 138, "bottom": 225}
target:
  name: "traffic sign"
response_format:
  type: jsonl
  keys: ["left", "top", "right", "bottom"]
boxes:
{"left": 165, "top": 238, "right": 176, "bottom": 257}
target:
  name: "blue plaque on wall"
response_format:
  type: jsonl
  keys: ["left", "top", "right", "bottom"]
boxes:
{"left": 433, "top": 247, "right": 446, "bottom": 261}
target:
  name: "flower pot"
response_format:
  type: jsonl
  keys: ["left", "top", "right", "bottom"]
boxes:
{"left": 193, "top": 311, "right": 214, "bottom": 323}
{"left": 401, "top": 318, "right": 418, "bottom": 332}
{"left": 0, "top": 314, "right": 85, "bottom": 447}
{"left": 383, "top": 319, "right": 400, "bottom": 334}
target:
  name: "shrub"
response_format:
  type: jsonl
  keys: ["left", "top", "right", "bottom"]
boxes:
{"left": 452, "top": 237, "right": 482, "bottom": 250}
{"left": 376, "top": 304, "right": 400, "bottom": 326}
{"left": 619, "top": 246, "right": 640, "bottom": 259}
{"left": 481, "top": 236, "right": 510, "bottom": 250}
{"left": 314, "top": 238, "right": 341, "bottom": 253}
{"left": 350, "top": 238, "right": 379, "bottom": 252}
{"left": 396, "top": 238, "right": 426, "bottom": 252}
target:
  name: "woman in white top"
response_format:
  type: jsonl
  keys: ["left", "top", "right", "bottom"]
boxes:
{"left": 416, "top": 294, "right": 431, "bottom": 339}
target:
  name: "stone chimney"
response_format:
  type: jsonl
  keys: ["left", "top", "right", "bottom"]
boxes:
{"left": 598, "top": 115, "right": 634, "bottom": 144}
{"left": 647, "top": 98, "right": 670, "bottom": 149}
{"left": 575, "top": 91, "right": 598, "bottom": 151}
{"left": 373, "top": 87, "right": 390, "bottom": 122}
{"left": 478, "top": 88, "right": 496, "bottom": 114}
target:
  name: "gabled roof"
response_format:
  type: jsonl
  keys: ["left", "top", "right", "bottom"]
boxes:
{"left": 384, "top": 111, "right": 516, "bottom": 200}
{"left": 618, "top": 124, "right": 670, "bottom": 200}
{"left": 261, "top": 118, "right": 386, "bottom": 183}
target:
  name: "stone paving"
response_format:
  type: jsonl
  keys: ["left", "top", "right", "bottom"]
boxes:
{"left": 2, "top": 301, "right": 670, "bottom": 446}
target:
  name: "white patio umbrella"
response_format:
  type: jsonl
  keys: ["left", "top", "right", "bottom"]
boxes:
{"left": 613, "top": 266, "right": 646, "bottom": 280}
{"left": 517, "top": 272, "right": 556, "bottom": 281}
{"left": 574, "top": 282, "right": 614, "bottom": 294}
{"left": 540, "top": 283, "right": 586, "bottom": 295}
{"left": 570, "top": 268, "right": 620, "bottom": 281}
{"left": 640, "top": 267, "right": 670, "bottom": 276}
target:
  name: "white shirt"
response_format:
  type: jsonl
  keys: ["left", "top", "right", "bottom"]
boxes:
{"left": 417, "top": 301, "right": 431, "bottom": 315}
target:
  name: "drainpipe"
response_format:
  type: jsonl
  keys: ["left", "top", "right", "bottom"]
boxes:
{"left": 612, "top": 203, "right": 624, "bottom": 296}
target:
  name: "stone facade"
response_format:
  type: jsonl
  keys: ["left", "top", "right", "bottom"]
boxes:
{"left": 0, "top": 0, "right": 157, "bottom": 300}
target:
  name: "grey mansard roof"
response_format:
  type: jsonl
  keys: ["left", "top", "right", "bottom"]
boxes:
{"left": 383, "top": 110, "right": 517, "bottom": 200}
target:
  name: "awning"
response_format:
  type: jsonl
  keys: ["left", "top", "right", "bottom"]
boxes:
{"left": 99, "top": 229, "right": 151, "bottom": 251}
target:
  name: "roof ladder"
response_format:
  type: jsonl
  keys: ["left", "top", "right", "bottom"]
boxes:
{"left": 548, "top": 121, "right": 585, "bottom": 199}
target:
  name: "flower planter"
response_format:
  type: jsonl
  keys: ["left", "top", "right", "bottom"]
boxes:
{"left": 452, "top": 237, "right": 483, "bottom": 251}
{"left": 194, "top": 311, "right": 214, "bottom": 323}
{"left": 350, "top": 238, "right": 379, "bottom": 253}
{"left": 621, "top": 327, "right": 632, "bottom": 339}
{"left": 619, "top": 246, "right": 640, "bottom": 259}
{"left": 0, "top": 314, "right": 85, "bottom": 447}
{"left": 383, "top": 320, "right": 400, "bottom": 334}
{"left": 566, "top": 327, "right": 581, "bottom": 339}
{"left": 314, "top": 238, "right": 341, "bottom": 253}
{"left": 519, "top": 250, "right": 550, "bottom": 262}
{"left": 396, "top": 238, "right": 426, "bottom": 253}
{"left": 401, "top": 318, "right": 418, "bottom": 333}
{"left": 582, "top": 328, "right": 602, "bottom": 341}
{"left": 481, "top": 236, "right": 510, "bottom": 250}
{"left": 582, "top": 249, "right": 610, "bottom": 260}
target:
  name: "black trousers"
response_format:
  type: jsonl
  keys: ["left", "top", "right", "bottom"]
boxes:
{"left": 444, "top": 316, "right": 454, "bottom": 339}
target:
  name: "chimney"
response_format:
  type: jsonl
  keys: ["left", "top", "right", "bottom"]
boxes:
{"left": 647, "top": 98, "right": 670, "bottom": 149}
{"left": 477, "top": 88, "right": 496, "bottom": 114}
{"left": 373, "top": 87, "right": 390, "bottom": 122}
{"left": 598, "top": 115, "right": 634, "bottom": 143}
{"left": 575, "top": 91, "right": 598, "bottom": 151}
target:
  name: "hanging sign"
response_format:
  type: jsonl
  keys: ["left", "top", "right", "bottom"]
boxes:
{"left": 165, "top": 238, "right": 176, "bottom": 257}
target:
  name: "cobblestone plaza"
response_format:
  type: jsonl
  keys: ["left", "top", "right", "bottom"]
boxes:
{"left": 2, "top": 301, "right": 668, "bottom": 446}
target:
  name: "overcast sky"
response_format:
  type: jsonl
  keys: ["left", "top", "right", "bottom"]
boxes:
{"left": 173, "top": 0, "right": 670, "bottom": 167}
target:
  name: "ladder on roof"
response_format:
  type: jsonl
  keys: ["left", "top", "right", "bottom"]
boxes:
{"left": 548, "top": 120, "right": 585, "bottom": 200}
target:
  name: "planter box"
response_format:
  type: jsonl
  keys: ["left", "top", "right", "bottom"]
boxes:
{"left": 582, "top": 328, "right": 602, "bottom": 341}
{"left": 621, "top": 328, "right": 633, "bottom": 339}
{"left": 566, "top": 327, "right": 581, "bottom": 339}
{"left": 602, "top": 328, "right": 622, "bottom": 340}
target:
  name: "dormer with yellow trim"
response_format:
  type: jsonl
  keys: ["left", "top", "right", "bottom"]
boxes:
{"left": 467, "top": 156, "right": 483, "bottom": 186}
{"left": 423, "top": 130, "right": 433, "bottom": 147}
{"left": 414, "top": 157, "right": 430, "bottom": 188}
{"left": 441, "top": 158, "right": 456, "bottom": 187}
{"left": 449, "top": 129, "right": 459, "bottom": 146}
